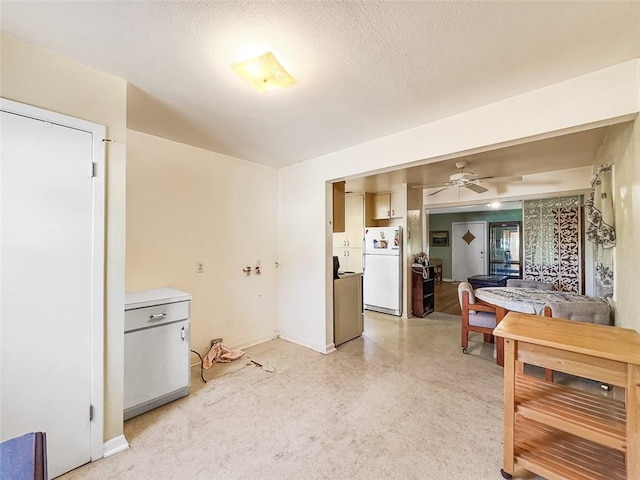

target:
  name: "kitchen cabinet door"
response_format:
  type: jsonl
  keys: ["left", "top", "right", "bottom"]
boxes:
{"left": 333, "top": 182, "right": 345, "bottom": 232}
{"left": 333, "top": 247, "right": 362, "bottom": 273}
{"left": 347, "top": 247, "right": 363, "bottom": 273}
{"left": 345, "top": 194, "right": 364, "bottom": 247}
{"left": 372, "top": 193, "right": 391, "bottom": 219}
{"left": 390, "top": 191, "right": 403, "bottom": 218}
{"left": 333, "top": 232, "right": 347, "bottom": 248}
{"left": 372, "top": 191, "right": 403, "bottom": 219}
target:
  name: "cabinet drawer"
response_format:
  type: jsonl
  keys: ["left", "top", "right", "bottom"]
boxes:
{"left": 125, "top": 300, "right": 189, "bottom": 332}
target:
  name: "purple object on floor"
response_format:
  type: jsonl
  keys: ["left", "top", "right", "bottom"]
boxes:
{"left": 0, "top": 432, "right": 47, "bottom": 480}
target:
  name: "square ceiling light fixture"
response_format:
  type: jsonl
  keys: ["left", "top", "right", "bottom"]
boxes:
{"left": 231, "top": 51, "right": 296, "bottom": 92}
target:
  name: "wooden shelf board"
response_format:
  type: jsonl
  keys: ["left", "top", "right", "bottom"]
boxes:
{"left": 515, "top": 418, "right": 625, "bottom": 480}
{"left": 515, "top": 374, "right": 626, "bottom": 451}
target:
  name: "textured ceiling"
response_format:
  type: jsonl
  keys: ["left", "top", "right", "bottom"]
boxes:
{"left": 1, "top": 1, "right": 639, "bottom": 168}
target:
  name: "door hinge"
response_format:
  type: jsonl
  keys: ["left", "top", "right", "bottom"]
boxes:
{"left": 89, "top": 404, "right": 94, "bottom": 421}
{"left": 91, "top": 162, "right": 97, "bottom": 177}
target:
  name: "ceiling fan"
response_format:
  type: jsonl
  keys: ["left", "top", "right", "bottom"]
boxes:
{"left": 413, "top": 161, "right": 523, "bottom": 196}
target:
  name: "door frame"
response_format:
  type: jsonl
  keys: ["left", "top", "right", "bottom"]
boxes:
{"left": 451, "top": 220, "right": 488, "bottom": 281}
{"left": 1, "top": 98, "right": 106, "bottom": 461}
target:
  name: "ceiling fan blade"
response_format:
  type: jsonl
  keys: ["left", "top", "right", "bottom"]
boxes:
{"left": 478, "top": 175, "right": 523, "bottom": 184}
{"left": 426, "top": 187, "right": 450, "bottom": 197}
{"left": 464, "top": 183, "right": 489, "bottom": 194}
{"left": 411, "top": 181, "right": 451, "bottom": 189}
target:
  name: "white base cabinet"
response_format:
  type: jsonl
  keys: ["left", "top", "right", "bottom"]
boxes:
{"left": 333, "top": 246, "right": 362, "bottom": 273}
{"left": 124, "top": 288, "right": 192, "bottom": 420}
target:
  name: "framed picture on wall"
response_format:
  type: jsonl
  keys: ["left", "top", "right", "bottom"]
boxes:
{"left": 430, "top": 231, "right": 449, "bottom": 247}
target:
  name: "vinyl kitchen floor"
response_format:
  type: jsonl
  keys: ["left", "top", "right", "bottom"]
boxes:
{"left": 61, "top": 311, "right": 600, "bottom": 480}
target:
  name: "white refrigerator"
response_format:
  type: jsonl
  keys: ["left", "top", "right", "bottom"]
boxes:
{"left": 363, "top": 226, "right": 402, "bottom": 316}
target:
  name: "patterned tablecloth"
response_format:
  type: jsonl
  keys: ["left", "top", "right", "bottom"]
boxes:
{"left": 474, "top": 287, "right": 607, "bottom": 315}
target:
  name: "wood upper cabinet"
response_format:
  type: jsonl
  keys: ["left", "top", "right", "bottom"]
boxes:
{"left": 332, "top": 181, "right": 345, "bottom": 232}
{"left": 345, "top": 194, "right": 364, "bottom": 247}
{"left": 390, "top": 191, "right": 403, "bottom": 218}
{"left": 372, "top": 191, "right": 403, "bottom": 219}
{"left": 333, "top": 194, "right": 364, "bottom": 273}
{"left": 372, "top": 193, "right": 390, "bottom": 219}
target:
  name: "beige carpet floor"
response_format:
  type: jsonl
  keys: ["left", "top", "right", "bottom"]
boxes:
{"left": 60, "top": 311, "right": 593, "bottom": 480}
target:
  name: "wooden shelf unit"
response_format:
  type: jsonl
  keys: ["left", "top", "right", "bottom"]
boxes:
{"left": 515, "top": 418, "right": 625, "bottom": 480}
{"left": 411, "top": 265, "right": 434, "bottom": 317}
{"left": 493, "top": 312, "right": 640, "bottom": 480}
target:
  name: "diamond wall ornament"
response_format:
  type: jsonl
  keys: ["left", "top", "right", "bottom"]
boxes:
{"left": 462, "top": 230, "right": 476, "bottom": 245}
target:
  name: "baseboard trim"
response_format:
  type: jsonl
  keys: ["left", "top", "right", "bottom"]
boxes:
{"left": 124, "top": 387, "right": 189, "bottom": 421}
{"left": 232, "top": 333, "right": 279, "bottom": 351}
{"left": 278, "top": 333, "right": 331, "bottom": 354}
{"left": 103, "top": 434, "right": 129, "bottom": 458}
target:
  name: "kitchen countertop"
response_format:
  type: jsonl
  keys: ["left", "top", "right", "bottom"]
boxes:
{"left": 336, "top": 272, "right": 363, "bottom": 279}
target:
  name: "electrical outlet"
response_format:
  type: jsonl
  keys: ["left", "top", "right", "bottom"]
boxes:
{"left": 196, "top": 262, "right": 204, "bottom": 273}
{"left": 210, "top": 338, "right": 223, "bottom": 347}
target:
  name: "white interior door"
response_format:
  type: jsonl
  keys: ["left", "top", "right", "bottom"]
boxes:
{"left": 1, "top": 102, "right": 104, "bottom": 478}
{"left": 452, "top": 221, "right": 487, "bottom": 281}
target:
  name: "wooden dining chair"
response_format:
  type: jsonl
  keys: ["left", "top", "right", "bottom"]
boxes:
{"left": 543, "top": 301, "right": 613, "bottom": 387}
{"left": 429, "top": 258, "right": 443, "bottom": 283}
{"left": 458, "top": 282, "right": 497, "bottom": 354}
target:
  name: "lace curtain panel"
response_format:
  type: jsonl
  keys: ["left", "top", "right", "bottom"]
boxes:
{"left": 523, "top": 196, "right": 581, "bottom": 293}
{"left": 585, "top": 165, "right": 615, "bottom": 298}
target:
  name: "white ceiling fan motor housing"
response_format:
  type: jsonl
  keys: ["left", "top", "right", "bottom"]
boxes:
{"left": 450, "top": 172, "right": 477, "bottom": 184}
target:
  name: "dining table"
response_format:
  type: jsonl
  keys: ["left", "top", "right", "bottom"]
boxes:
{"left": 473, "top": 286, "right": 610, "bottom": 366}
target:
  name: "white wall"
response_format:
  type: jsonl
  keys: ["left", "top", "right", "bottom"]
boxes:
{"left": 593, "top": 120, "right": 640, "bottom": 331}
{"left": 126, "top": 130, "right": 279, "bottom": 354}
{"left": 278, "top": 163, "right": 332, "bottom": 351}
{"left": 278, "top": 60, "right": 640, "bottom": 352}
{"left": 1, "top": 34, "right": 127, "bottom": 442}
